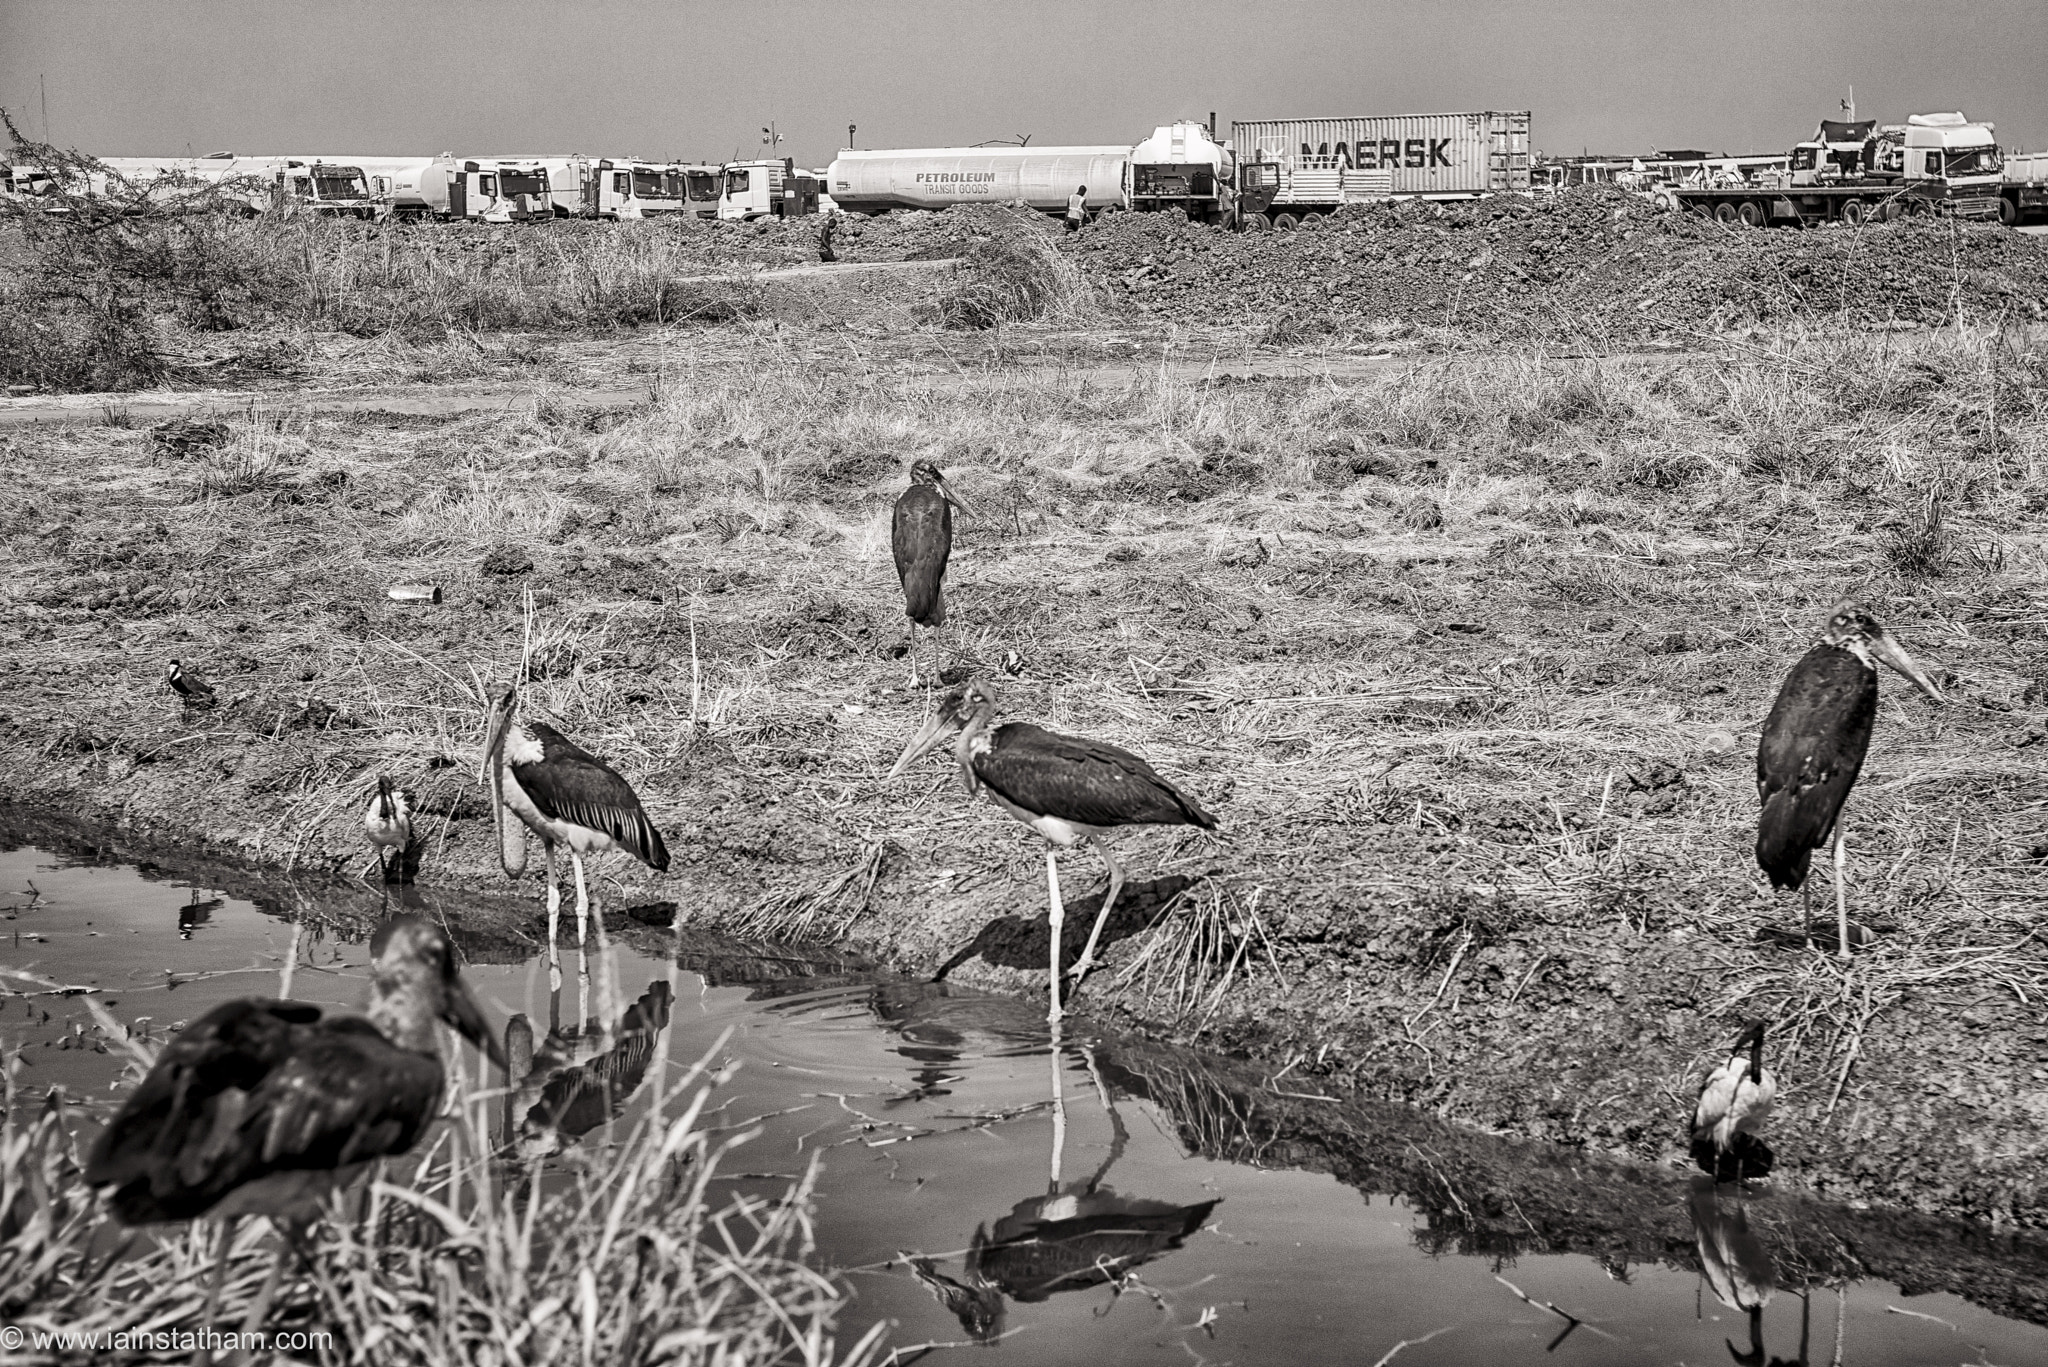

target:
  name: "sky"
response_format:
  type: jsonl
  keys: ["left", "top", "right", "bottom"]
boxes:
{"left": 3, "top": 0, "right": 2045, "bottom": 167}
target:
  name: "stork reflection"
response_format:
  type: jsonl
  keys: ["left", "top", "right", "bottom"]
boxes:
{"left": 500, "top": 943, "right": 672, "bottom": 1157}
{"left": 906, "top": 1027, "right": 1220, "bottom": 1343}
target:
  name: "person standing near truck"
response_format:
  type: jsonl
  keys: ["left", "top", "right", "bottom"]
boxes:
{"left": 1065, "top": 184, "right": 1087, "bottom": 232}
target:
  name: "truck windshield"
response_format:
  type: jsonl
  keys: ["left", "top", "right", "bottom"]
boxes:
{"left": 1935, "top": 146, "right": 2002, "bottom": 177}
{"left": 500, "top": 171, "right": 547, "bottom": 197}
{"left": 632, "top": 169, "right": 669, "bottom": 197}
{"left": 312, "top": 174, "right": 367, "bottom": 200}
{"left": 725, "top": 169, "right": 751, "bottom": 194}
{"left": 686, "top": 171, "right": 719, "bottom": 201}
{"left": 1790, "top": 147, "right": 1819, "bottom": 171}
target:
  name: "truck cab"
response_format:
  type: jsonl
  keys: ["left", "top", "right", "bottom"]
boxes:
{"left": 719, "top": 159, "right": 820, "bottom": 221}
{"left": 681, "top": 163, "right": 723, "bottom": 219}
{"left": 1900, "top": 112, "right": 2003, "bottom": 217}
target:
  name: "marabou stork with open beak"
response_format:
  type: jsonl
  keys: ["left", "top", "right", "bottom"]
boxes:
{"left": 482, "top": 685, "right": 671, "bottom": 953}
{"left": 1690, "top": 1019, "right": 1778, "bottom": 1183}
{"left": 363, "top": 775, "right": 415, "bottom": 884}
{"left": 85, "top": 916, "right": 504, "bottom": 1348}
{"left": 167, "top": 659, "right": 216, "bottom": 708}
{"left": 1756, "top": 600, "right": 1944, "bottom": 959}
{"left": 887, "top": 679, "right": 1218, "bottom": 1022}
{"left": 892, "top": 459, "right": 978, "bottom": 690}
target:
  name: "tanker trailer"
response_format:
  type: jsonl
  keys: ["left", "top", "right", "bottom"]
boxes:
{"left": 827, "top": 144, "right": 1132, "bottom": 217}
{"left": 1129, "top": 119, "right": 1236, "bottom": 225}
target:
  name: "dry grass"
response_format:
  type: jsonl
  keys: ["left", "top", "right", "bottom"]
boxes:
{"left": 1, "top": 1022, "right": 884, "bottom": 1366}
{"left": 1, "top": 313, "right": 2045, "bottom": 1221}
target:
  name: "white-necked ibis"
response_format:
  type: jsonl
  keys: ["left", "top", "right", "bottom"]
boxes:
{"left": 892, "top": 459, "right": 977, "bottom": 688}
{"left": 482, "top": 684, "right": 670, "bottom": 952}
{"left": 1690, "top": 1019, "right": 1777, "bottom": 1182}
{"left": 1756, "top": 600, "right": 1944, "bottom": 959}
{"left": 363, "top": 776, "right": 415, "bottom": 884}
{"left": 887, "top": 679, "right": 1217, "bottom": 1022}
{"left": 168, "top": 659, "right": 216, "bottom": 707}
{"left": 85, "top": 916, "right": 503, "bottom": 1338}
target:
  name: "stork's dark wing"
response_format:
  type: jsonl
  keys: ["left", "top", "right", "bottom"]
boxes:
{"left": 979, "top": 1192, "right": 1220, "bottom": 1301}
{"left": 86, "top": 1005, "right": 442, "bottom": 1224}
{"left": 521, "top": 982, "right": 672, "bottom": 1140}
{"left": 979, "top": 723, "right": 1218, "bottom": 831}
{"left": 518, "top": 723, "right": 671, "bottom": 871}
{"left": 1755, "top": 644, "right": 1875, "bottom": 890}
{"left": 892, "top": 484, "right": 952, "bottom": 626}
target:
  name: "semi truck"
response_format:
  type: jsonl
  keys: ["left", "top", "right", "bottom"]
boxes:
{"left": 1229, "top": 111, "right": 1532, "bottom": 228}
{"left": 827, "top": 144, "right": 1133, "bottom": 217}
{"left": 340, "top": 157, "right": 554, "bottom": 222}
{"left": 87, "top": 155, "right": 377, "bottom": 216}
{"left": 1670, "top": 112, "right": 2005, "bottom": 226}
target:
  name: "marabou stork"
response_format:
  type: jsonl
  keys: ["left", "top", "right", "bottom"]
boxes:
{"left": 892, "top": 460, "right": 977, "bottom": 689}
{"left": 1690, "top": 1019, "right": 1778, "bottom": 1183}
{"left": 482, "top": 684, "right": 670, "bottom": 953}
{"left": 85, "top": 917, "right": 503, "bottom": 1341}
{"left": 887, "top": 680, "right": 1218, "bottom": 1022}
{"left": 167, "top": 659, "right": 216, "bottom": 707}
{"left": 504, "top": 978, "right": 673, "bottom": 1158}
{"left": 363, "top": 776, "right": 415, "bottom": 884}
{"left": 1757, "top": 600, "right": 1944, "bottom": 959}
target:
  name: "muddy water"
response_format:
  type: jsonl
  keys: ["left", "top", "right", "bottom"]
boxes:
{"left": 5, "top": 828, "right": 2046, "bottom": 1367}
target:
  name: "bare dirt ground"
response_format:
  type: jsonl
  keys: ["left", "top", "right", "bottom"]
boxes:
{"left": 2, "top": 270, "right": 2045, "bottom": 1234}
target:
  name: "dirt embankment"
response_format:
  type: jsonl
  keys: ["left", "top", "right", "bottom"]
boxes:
{"left": 2, "top": 318, "right": 2045, "bottom": 1234}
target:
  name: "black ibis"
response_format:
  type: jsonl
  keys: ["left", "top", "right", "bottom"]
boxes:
{"left": 891, "top": 459, "right": 977, "bottom": 688}
{"left": 887, "top": 680, "right": 1217, "bottom": 1022}
{"left": 1756, "top": 600, "right": 1944, "bottom": 959}
{"left": 482, "top": 684, "right": 670, "bottom": 952}
{"left": 85, "top": 916, "right": 503, "bottom": 1339}
{"left": 363, "top": 775, "right": 415, "bottom": 884}
{"left": 1690, "top": 1019, "right": 1778, "bottom": 1183}
{"left": 167, "top": 659, "right": 216, "bottom": 707}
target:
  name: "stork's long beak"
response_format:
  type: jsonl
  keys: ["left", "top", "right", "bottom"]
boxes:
{"left": 442, "top": 972, "right": 507, "bottom": 1071}
{"left": 480, "top": 688, "right": 516, "bottom": 784}
{"left": 887, "top": 711, "right": 960, "bottom": 780}
{"left": 1869, "top": 631, "right": 1945, "bottom": 704}
{"left": 935, "top": 474, "right": 979, "bottom": 521}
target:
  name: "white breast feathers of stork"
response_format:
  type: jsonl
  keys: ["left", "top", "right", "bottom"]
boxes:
{"left": 483, "top": 684, "right": 671, "bottom": 952}
{"left": 1690, "top": 1019, "right": 1778, "bottom": 1182}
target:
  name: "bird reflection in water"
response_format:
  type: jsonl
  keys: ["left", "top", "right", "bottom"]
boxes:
{"left": 177, "top": 889, "right": 223, "bottom": 940}
{"left": 1689, "top": 1181, "right": 1809, "bottom": 1367}
{"left": 499, "top": 946, "right": 672, "bottom": 1158}
{"left": 906, "top": 1029, "right": 1221, "bottom": 1343}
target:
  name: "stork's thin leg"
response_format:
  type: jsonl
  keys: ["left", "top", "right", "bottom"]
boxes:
{"left": 1047, "top": 1017, "right": 1066, "bottom": 1189}
{"left": 1801, "top": 875, "right": 1813, "bottom": 947}
{"left": 376, "top": 848, "right": 389, "bottom": 885}
{"left": 570, "top": 850, "right": 590, "bottom": 948}
{"left": 1045, "top": 848, "right": 1067, "bottom": 1024}
{"left": 1068, "top": 836, "right": 1127, "bottom": 988}
{"left": 543, "top": 844, "right": 561, "bottom": 947}
{"left": 1832, "top": 820, "right": 1851, "bottom": 962}
{"left": 907, "top": 624, "right": 922, "bottom": 691}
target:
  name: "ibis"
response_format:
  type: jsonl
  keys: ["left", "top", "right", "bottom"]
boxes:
{"left": 1690, "top": 1019, "right": 1777, "bottom": 1183}
{"left": 85, "top": 916, "right": 503, "bottom": 1343}
{"left": 887, "top": 680, "right": 1217, "bottom": 1022}
{"left": 167, "top": 659, "right": 216, "bottom": 707}
{"left": 363, "top": 775, "right": 415, "bottom": 884}
{"left": 482, "top": 684, "right": 670, "bottom": 953}
{"left": 1688, "top": 1184, "right": 1780, "bottom": 1367}
{"left": 892, "top": 459, "right": 977, "bottom": 688}
{"left": 1756, "top": 600, "right": 1944, "bottom": 959}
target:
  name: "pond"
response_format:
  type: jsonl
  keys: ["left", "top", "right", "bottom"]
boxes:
{"left": 5, "top": 818, "right": 2046, "bottom": 1366}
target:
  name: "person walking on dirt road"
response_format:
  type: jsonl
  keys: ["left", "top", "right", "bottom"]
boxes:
{"left": 1066, "top": 185, "right": 1087, "bottom": 232}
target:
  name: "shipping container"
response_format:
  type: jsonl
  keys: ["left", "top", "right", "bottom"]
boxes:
{"left": 827, "top": 146, "right": 1132, "bottom": 216}
{"left": 1229, "top": 111, "right": 1531, "bottom": 213}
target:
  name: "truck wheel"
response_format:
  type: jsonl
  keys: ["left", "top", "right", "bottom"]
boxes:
{"left": 1272, "top": 212, "right": 1299, "bottom": 231}
{"left": 1999, "top": 196, "right": 2019, "bottom": 227}
{"left": 1841, "top": 199, "right": 1867, "bottom": 227}
{"left": 1736, "top": 200, "right": 1766, "bottom": 228}
{"left": 1241, "top": 213, "right": 1269, "bottom": 233}
{"left": 1713, "top": 202, "right": 1739, "bottom": 225}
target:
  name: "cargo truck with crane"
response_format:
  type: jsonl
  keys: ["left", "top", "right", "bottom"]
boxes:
{"left": 1670, "top": 112, "right": 2005, "bottom": 226}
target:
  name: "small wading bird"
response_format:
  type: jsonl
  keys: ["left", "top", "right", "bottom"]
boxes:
{"left": 483, "top": 684, "right": 670, "bottom": 950}
{"left": 167, "top": 659, "right": 216, "bottom": 708}
{"left": 363, "top": 775, "right": 416, "bottom": 884}
{"left": 1757, "top": 600, "right": 1944, "bottom": 959}
{"left": 85, "top": 917, "right": 503, "bottom": 1352}
{"left": 892, "top": 459, "right": 977, "bottom": 689}
{"left": 1690, "top": 1019, "right": 1777, "bottom": 1183}
{"left": 888, "top": 680, "right": 1217, "bottom": 1022}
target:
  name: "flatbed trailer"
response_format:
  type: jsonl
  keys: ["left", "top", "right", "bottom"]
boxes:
{"left": 2004, "top": 153, "right": 2048, "bottom": 226}
{"left": 1671, "top": 179, "right": 2003, "bottom": 227}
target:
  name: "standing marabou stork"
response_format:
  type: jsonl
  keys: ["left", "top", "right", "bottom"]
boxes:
{"left": 363, "top": 775, "right": 415, "bottom": 884}
{"left": 85, "top": 917, "right": 503, "bottom": 1344}
{"left": 887, "top": 679, "right": 1217, "bottom": 1022}
{"left": 1757, "top": 600, "right": 1944, "bottom": 959}
{"left": 892, "top": 459, "right": 977, "bottom": 689}
{"left": 1690, "top": 1019, "right": 1778, "bottom": 1183}
{"left": 167, "top": 659, "right": 216, "bottom": 708}
{"left": 483, "top": 684, "right": 671, "bottom": 952}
